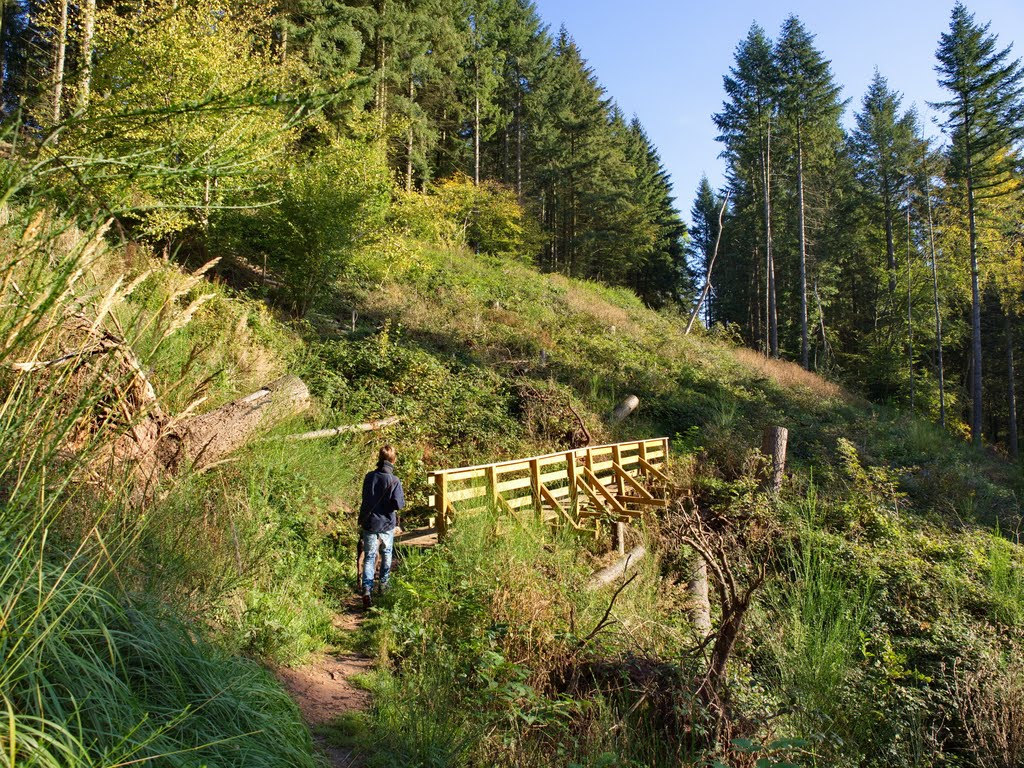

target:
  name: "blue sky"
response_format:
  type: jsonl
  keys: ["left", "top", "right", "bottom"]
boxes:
{"left": 532, "top": 0, "right": 1024, "bottom": 220}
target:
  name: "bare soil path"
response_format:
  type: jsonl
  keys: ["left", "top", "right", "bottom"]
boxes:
{"left": 276, "top": 600, "right": 372, "bottom": 768}
{"left": 276, "top": 529, "right": 436, "bottom": 767}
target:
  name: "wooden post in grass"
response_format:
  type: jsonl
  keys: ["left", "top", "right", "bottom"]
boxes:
{"left": 611, "top": 443, "right": 626, "bottom": 554}
{"left": 760, "top": 426, "right": 788, "bottom": 493}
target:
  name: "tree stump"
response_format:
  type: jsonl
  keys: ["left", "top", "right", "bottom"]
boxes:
{"left": 760, "top": 426, "right": 788, "bottom": 493}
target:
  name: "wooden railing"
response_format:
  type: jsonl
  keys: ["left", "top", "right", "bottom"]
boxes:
{"left": 427, "top": 438, "right": 670, "bottom": 535}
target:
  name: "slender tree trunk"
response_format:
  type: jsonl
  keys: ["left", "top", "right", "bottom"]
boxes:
{"left": 967, "top": 162, "right": 982, "bottom": 448}
{"left": 906, "top": 190, "right": 914, "bottom": 410}
{"left": 926, "top": 175, "right": 946, "bottom": 428}
{"left": 474, "top": 62, "right": 480, "bottom": 186}
{"left": 884, "top": 184, "right": 897, "bottom": 297}
{"left": 406, "top": 76, "right": 414, "bottom": 192}
{"left": 687, "top": 192, "right": 730, "bottom": 335}
{"left": 52, "top": 0, "right": 69, "bottom": 124}
{"left": 796, "top": 123, "right": 809, "bottom": 369}
{"left": 1007, "top": 310, "right": 1018, "bottom": 459}
{"left": 280, "top": 20, "right": 288, "bottom": 64}
{"left": 515, "top": 87, "right": 523, "bottom": 197}
{"left": 761, "top": 119, "right": 778, "bottom": 358}
{"left": 78, "top": 0, "right": 97, "bottom": 110}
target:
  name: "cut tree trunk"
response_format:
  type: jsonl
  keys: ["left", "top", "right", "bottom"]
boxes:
{"left": 586, "top": 545, "right": 645, "bottom": 590}
{"left": 760, "top": 426, "right": 788, "bottom": 493}
{"left": 686, "top": 557, "right": 712, "bottom": 637}
{"left": 154, "top": 375, "right": 309, "bottom": 475}
{"left": 609, "top": 395, "right": 640, "bottom": 424}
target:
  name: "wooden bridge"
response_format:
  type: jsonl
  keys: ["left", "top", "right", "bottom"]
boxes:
{"left": 427, "top": 438, "right": 670, "bottom": 537}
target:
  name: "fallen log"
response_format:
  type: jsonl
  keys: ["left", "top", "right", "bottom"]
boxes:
{"left": 609, "top": 395, "right": 640, "bottom": 424}
{"left": 282, "top": 415, "right": 402, "bottom": 441}
{"left": 154, "top": 375, "right": 310, "bottom": 474}
{"left": 586, "top": 545, "right": 646, "bottom": 590}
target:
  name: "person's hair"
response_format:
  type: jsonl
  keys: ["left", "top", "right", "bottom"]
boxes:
{"left": 378, "top": 445, "right": 397, "bottom": 465}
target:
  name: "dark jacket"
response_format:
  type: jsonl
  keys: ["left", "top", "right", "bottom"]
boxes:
{"left": 359, "top": 461, "right": 405, "bottom": 533}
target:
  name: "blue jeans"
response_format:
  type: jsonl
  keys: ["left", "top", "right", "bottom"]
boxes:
{"left": 361, "top": 528, "right": 395, "bottom": 593}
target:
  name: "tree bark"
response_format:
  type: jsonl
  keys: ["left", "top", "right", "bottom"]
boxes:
{"left": 967, "top": 161, "right": 983, "bottom": 447}
{"left": 927, "top": 175, "right": 946, "bottom": 428}
{"left": 686, "top": 557, "right": 712, "bottom": 637}
{"left": 78, "top": 0, "right": 96, "bottom": 110}
{"left": 796, "top": 122, "right": 809, "bottom": 369}
{"left": 761, "top": 121, "right": 778, "bottom": 358}
{"left": 686, "top": 192, "right": 730, "bottom": 334}
{"left": 1007, "top": 310, "right": 1018, "bottom": 459}
{"left": 906, "top": 191, "right": 914, "bottom": 410}
{"left": 760, "top": 426, "right": 788, "bottom": 492}
{"left": 52, "top": 0, "right": 69, "bottom": 124}
{"left": 155, "top": 375, "right": 310, "bottom": 474}
{"left": 586, "top": 545, "right": 645, "bottom": 590}
{"left": 609, "top": 395, "right": 639, "bottom": 424}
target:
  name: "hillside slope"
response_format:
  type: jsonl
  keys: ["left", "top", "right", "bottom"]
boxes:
{"left": 4, "top": 216, "right": 1023, "bottom": 767}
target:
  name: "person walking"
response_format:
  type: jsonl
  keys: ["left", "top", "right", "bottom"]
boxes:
{"left": 358, "top": 445, "right": 404, "bottom": 608}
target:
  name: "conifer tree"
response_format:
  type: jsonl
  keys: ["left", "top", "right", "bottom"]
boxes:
{"left": 934, "top": 2, "right": 1024, "bottom": 447}
{"left": 714, "top": 24, "right": 779, "bottom": 355}
{"left": 775, "top": 15, "right": 844, "bottom": 369}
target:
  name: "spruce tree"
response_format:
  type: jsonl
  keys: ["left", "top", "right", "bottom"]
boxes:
{"left": 775, "top": 15, "right": 844, "bottom": 369}
{"left": 933, "top": 2, "right": 1024, "bottom": 447}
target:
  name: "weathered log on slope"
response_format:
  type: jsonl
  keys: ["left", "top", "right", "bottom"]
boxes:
{"left": 609, "top": 395, "right": 640, "bottom": 424}
{"left": 155, "top": 375, "right": 310, "bottom": 474}
{"left": 282, "top": 415, "right": 401, "bottom": 441}
{"left": 586, "top": 545, "right": 646, "bottom": 590}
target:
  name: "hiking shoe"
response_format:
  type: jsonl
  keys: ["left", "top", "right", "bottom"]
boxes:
{"left": 361, "top": 591, "right": 372, "bottom": 610}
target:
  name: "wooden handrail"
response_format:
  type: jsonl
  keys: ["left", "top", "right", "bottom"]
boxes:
{"left": 427, "top": 437, "right": 670, "bottom": 535}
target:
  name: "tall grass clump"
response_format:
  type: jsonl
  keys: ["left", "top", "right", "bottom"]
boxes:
{"left": 0, "top": 135, "right": 317, "bottom": 764}
{"left": 987, "top": 533, "right": 1024, "bottom": 627}
{"left": 770, "top": 489, "right": 873, "bottom": 761}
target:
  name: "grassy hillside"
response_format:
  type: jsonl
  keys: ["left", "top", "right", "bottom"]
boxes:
{"left": 4, "top": 206, "right": 1024, "bottom": 767}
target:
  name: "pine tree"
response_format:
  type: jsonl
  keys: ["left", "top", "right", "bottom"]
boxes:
{"left": 933, "top": 2, "right": 1024, "bottom": 447}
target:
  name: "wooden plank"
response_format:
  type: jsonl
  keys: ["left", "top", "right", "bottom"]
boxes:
{"left": 447, "top": 484, "right": 488, "bottom": 502}
{"left": 581, "top": 466, "right": 626, "bottom": 515}
{"left": 445, "top": 468, "right": 488, "bottom": 482}
{"left": 616, "top": 495, "right": 669, "bottom": 507}
{"left": 425, "top": 438, "right": 667, "bottom": 478}
{"left": 566, "top": 450, "right": 579, "bottom": 511}
{"left": 611, "top": 445, "right": 625, "bottom": 497}
{"left": 497, "top": 475, "right": 533, "bottom": 494}
{"left": 505, "top": 493, "right": 535, "bottom": 510}
{"left": 613, "top": 462, "right": 655, "bottom": 500}
{"left": 436, "top": 473, "right": 448, "bottom": 537}
{"left": 637, "top": 455, "right": 670, "bottom": 484}
{"left": 576, "top": 475, "right": 610, "bottom": 515}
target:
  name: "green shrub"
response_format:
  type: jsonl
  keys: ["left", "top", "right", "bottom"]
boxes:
{"left": 270, "top": 137, "right": 392, "bottom": 314}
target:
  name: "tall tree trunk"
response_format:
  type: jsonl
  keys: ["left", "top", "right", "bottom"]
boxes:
{"left": 906, "top": 191, "right": 914, "bottom": 410}
{"left": 1007, "top": 310, "right": 1018, "bottom": 459}
{"left": 926, "top": 175, "right": 946, "bottom": 428}
{"left": 78, "top": 0, "right": 96, "bottom": 110}
{"left": 474, "top": 61, "right": 480, "bottom": 186}
{"left": 52, "top": 0, "right": 68, "bottom": 124}
{"left": 967, "top": 159, "right": 982, "bottom": 447}
{"left": 761, "top": 119, "right": 778, "bottom": 358}
{"left": 796, "top": 122, "right": 809, "bottom": 369}
{"left": 883, "top": 183, "right": 897, "bottom": 298}
{"left": 406, "top": 76, "right": 414, "bottom": 192}
{"left": 515, "top": 87, "right": 523, "bottom": 197}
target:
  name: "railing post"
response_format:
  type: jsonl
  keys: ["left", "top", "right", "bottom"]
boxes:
{"left": 486, "top": 465, "right": 499, "bottom": 510}
{"left": 611, "top": 443, "right": 625, "bottom": 555}
{"left": 529, "top": 458, "right": 541, "bottom": 521}
{"left": 435, "top": 471, "right": 448, "bottom": 539}
{"left": 565, "top": 450, "right": 579, "bottom": 520}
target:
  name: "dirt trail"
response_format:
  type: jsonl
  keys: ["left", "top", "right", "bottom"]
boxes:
{"left": 276, "top": 600, "right": 373, "bottom": 767}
